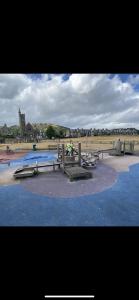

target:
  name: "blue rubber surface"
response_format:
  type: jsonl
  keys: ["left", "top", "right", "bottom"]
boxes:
{"left": 9, "top": 150, "right": 57, "bottom": 166}
{"left": 0, "top": 151, "right": 139, "bottom": 226}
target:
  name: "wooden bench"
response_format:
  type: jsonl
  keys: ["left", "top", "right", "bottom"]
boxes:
{"left": 48, "top": 145, "right": 57, "bottom": 150}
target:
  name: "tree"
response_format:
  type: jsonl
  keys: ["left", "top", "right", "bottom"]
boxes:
{"left": 9, "top": 126, "right": 20, "bottom": 137}
{"left": 54, "top": 128, "right": 65, "bottom": 138}
{"left": 46, "top": 125, "right": 56, "bottom": 139}
{"left": 59, "top": 128, "right": 65, "bottom": 138}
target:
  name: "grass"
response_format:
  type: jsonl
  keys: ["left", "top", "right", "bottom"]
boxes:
{"left": 1, "top": 135, "right": 139, "bottom": 151}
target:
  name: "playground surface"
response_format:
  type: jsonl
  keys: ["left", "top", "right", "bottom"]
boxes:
{"left": 0, "top": 150, "right": 139, "bottom": 226}
{"left": 0, "top": 150, "right": 28, "bottom": 163}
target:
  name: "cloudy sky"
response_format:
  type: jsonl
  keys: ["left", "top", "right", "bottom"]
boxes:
{"left": 1, "top": 73, "right": 139, "bottom": 129}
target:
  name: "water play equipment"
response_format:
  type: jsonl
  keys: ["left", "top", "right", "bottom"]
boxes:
{"left": 109, "top": 140, "right": 134, "bottom": 156}
{"left": 123, "top": 141, "right": 134, "bottom": 154}
{"left": 14, "top": 144, "right": 93, "bottom": 181}
{"left": 57, "top": 143, "right": 92, "bottom": 180}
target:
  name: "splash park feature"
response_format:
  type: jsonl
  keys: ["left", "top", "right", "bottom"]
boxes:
{"left": 13, "top": 143, "right": 93, "bottom": 181}
{"left": 0, "top": 141, "right": 139, "bottom": 226}
{"left": 109, "top": 139, "right": 135, "bottom": 156}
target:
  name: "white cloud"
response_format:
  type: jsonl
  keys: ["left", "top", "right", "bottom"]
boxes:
{"left": 0, "top": 73, "right": 139, "bottom": 129}
{"left": 128, "top": 74, "right": 139, "bottom": 85}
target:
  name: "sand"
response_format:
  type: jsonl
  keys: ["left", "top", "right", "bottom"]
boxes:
{"left": 100, "top": 153, "right": 139, "bottom": 172}
{"left": 1, "top": 151, "right": 139, "bottom": 188}
{"left": 0, "top": 150, "right": 28, "bottom": 163}
{"left": 0, "top": 150, "right": 28, "bottom": 186}
{"left": 0, "top": 167, "right": 20, "bottom": 186}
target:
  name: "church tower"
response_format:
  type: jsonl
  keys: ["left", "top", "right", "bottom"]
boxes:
{"left": 18, "top": 108, "right": 26, "bottom": 136}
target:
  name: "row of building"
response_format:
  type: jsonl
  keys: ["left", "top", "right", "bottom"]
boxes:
{"left": 0, "top": 109, "right": 139, "bottom": 142}
{"left": 66, "top": 127, "right": 139, "bottom": 137}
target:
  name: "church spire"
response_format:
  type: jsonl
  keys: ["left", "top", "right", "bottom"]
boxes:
{"left": 18, "top": 108, "right": 26, "bottom": 137}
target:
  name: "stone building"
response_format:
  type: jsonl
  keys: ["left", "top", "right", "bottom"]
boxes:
{"left": 18, "top": 108, "right": 26, "bottom": 136}
{"left": 0, "top": 124, "right": 10, "bottom": 135}
{"left": 18, "top": 109, "right": 39, "bottom": 141}
{"left": 26, "top": 122, "right": 34, "bottom": 135}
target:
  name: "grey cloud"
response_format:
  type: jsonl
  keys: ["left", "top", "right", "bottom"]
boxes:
{"left": 0, "top": 74, "right": 30, "bottom": 99}
{"left": 1, "top": 74, "right": 139, "bottom": 129}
